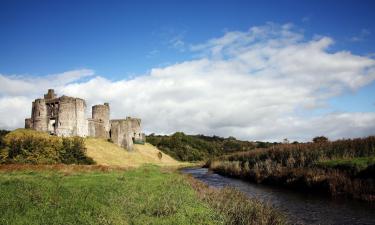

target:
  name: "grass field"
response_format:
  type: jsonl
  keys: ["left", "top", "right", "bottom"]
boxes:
{"left": 85, "top": 138, "right": 189, "bottom": 168}
{"left": 0, "top": 165, "right": 223, "bottom": 225}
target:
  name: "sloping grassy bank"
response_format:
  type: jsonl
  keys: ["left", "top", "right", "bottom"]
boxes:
{"left": 208, "top": 136, "right": 375, "bottom": 201}
{"left": 0, "top": 165, "right": 286, "bottom": 225}
{"left": 85, "top": 138, "right": 187, "bottom": 167}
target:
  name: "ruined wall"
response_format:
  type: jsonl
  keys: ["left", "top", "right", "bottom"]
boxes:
{"left": 109, "top": 117, "right": 145, "bottom": 150}
{"left": 25, "top": 90, "right": 145, "bottom": 150}
{"left": 25, "top": 118, "right": 33, "bottom": 129}
{"left": 32, "top": 99, "right": 48, "bottom": 131}
{"left": 128, "top": 117, "right": 145, "bottom": 142}
{"left": 55, "top": 96, "right": 88, "bottom": 137}
{"left": 44, "top": 89, "right": 57, "bottom": 100}
{"left": 75, "top": 98, "right": 88, "bottom": 136}
{"left": 110, "top": 119, "right": 133, "bottom": 150}
{"left": 87, "top": 119, "right": 107, "bottom": 138}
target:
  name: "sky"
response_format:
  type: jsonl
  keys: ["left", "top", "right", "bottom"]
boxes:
{"left": 0, "top": 0, "right": 375, "bottom": 141}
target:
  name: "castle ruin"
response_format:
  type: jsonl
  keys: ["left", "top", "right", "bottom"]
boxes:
{"left": 25, "top": 89, "right": 145, "bottom": 150}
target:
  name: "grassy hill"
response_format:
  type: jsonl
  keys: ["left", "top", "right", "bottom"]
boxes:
{"left": 85, "top": 138, "right": 186, "bottom": 167}
{"left": 0, "top": 129, "right": 186, "bottom": 168}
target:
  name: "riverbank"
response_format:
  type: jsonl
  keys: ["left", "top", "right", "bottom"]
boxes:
{"left": 0, "top": 164, "right": 285, "bottom": 225}
{"left": 183, "top": 167, "right": 375, "bottom": 225}
{"left": 209, "top": 160, "right": 374, "bottom": 201}
{"left": 206, "top": 136, "right": 375, "bottom": 201}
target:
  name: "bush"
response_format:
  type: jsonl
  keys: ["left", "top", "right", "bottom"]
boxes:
{"left": 0, "top": 130, "right": 10, "bottom": 149}
{"left": 0, "top": 129, "right": 94, "bottom": 165}
{"left": 313, "top": 136, "right": 329, "bottom": 143}
{"left": 60, "top": 137, "right": 95, "bottom": 164}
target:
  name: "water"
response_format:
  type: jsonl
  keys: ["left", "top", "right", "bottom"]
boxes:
{"left": 182, "top": 167, "right": 375, "bottom": 225}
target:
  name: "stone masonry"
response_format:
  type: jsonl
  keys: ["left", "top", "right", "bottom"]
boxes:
{"left": 25, "top": 89, "right": 145, "bottom": 150}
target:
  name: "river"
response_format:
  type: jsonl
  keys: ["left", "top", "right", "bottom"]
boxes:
{"left": 181, "top": 167, "right": 375, "bottom": 225}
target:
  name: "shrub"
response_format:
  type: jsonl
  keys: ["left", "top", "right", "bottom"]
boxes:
{"left": 60, "top": 137, "right": 95, "bottom": 164}
{"left": 312, "top": 136, "right": 329, "bottom": 143}
{"left": 0, "top": 129, "right": 94, "bottom": 165}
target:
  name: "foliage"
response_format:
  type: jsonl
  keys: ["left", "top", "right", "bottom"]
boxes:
{"left": 0, "top": 130, "right": 10, "bottom": 149}
{"left": 0, "top": 165, "right": 223, "bottom": 225}
{"left": 312, "top": 136, "right": 329, "bottom": 143}
{"left": 219, "top": 136, "right": 375, "bottom": 169}
{"left": 60, "top": 137, "right": 95, "bottom": 164}
{"left": 0, "top": 129, "right": 94, "bottom": 165}
{"left": 147, "top": 132, "right": 272, "bottom": 161}
{"left": 208, "top": 136, "right": 375, "bottom": 201}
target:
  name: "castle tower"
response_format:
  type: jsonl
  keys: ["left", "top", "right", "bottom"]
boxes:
{"left": 31, "top": 99, "right": 48, "bottom": 131}
{"left": 92, "top": 103, "right": 110, "bottom": 133}
{"left": 55, "top": 96, "right": 88, "bottom": 137}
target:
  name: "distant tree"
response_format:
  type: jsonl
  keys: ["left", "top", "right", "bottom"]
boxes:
{"left": 283, "top": 138, "right": 290, "bottom": 144}
{"left": 312, "top": 136, "right": 329, "bottom": 143}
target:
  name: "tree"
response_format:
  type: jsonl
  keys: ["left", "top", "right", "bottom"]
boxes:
{"left": 312, "top": 136, "right": 329, "bottom": 143}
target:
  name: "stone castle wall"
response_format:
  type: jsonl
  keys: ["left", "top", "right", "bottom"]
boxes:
{"left": 54, "top": 96, "right": 88, "bottom": 137}
{"left": 25, "top": 89, "right": 145, "bottom": 150}
{"left": 88, "top": 119, "right": 107, "bottom": 139}
{"left": 110, "top": 117, "right": 145, "bottom": 150}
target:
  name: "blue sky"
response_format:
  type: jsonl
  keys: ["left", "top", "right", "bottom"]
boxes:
{"left": 1, "top": 0, "right": 374, "bottom": 77}
{"left": 0, "top": 0, "right": 375, "bottom": 140}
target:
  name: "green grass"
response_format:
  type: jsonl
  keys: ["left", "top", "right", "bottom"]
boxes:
{"left": 317, "top": 156, "right": 375, "bottom": 170}
{"left": 0, "top": 165, "right": 223, "bottom": 225}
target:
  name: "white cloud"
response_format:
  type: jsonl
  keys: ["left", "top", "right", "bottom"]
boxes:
{"left": 1, "top": 24, "right": 375, "bottom": 141}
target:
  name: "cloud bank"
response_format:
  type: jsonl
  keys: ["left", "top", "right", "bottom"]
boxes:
{"left": 1, "top": 24, "right": 375, "bottom": 141}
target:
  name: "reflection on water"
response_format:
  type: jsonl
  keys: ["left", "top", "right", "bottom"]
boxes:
{"left": 182, "top": 167, "right": 375, "bottom": 225}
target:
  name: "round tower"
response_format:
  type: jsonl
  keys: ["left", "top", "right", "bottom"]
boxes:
{"left": 56, "top": 96, "right": 88, "bottom": 137}
{"left": 92, "top": 103, "right": 110, "bottom": 132}
{"left": 32, "top": 99, "right": 48, "bottom": 131}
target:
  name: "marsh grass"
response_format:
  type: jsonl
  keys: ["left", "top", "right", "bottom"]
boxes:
{"left": 208, "top": 136, "right": 375, "bottom": 201}
{"left": 186, "top": 175, "right": 286, "bottom": 225}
